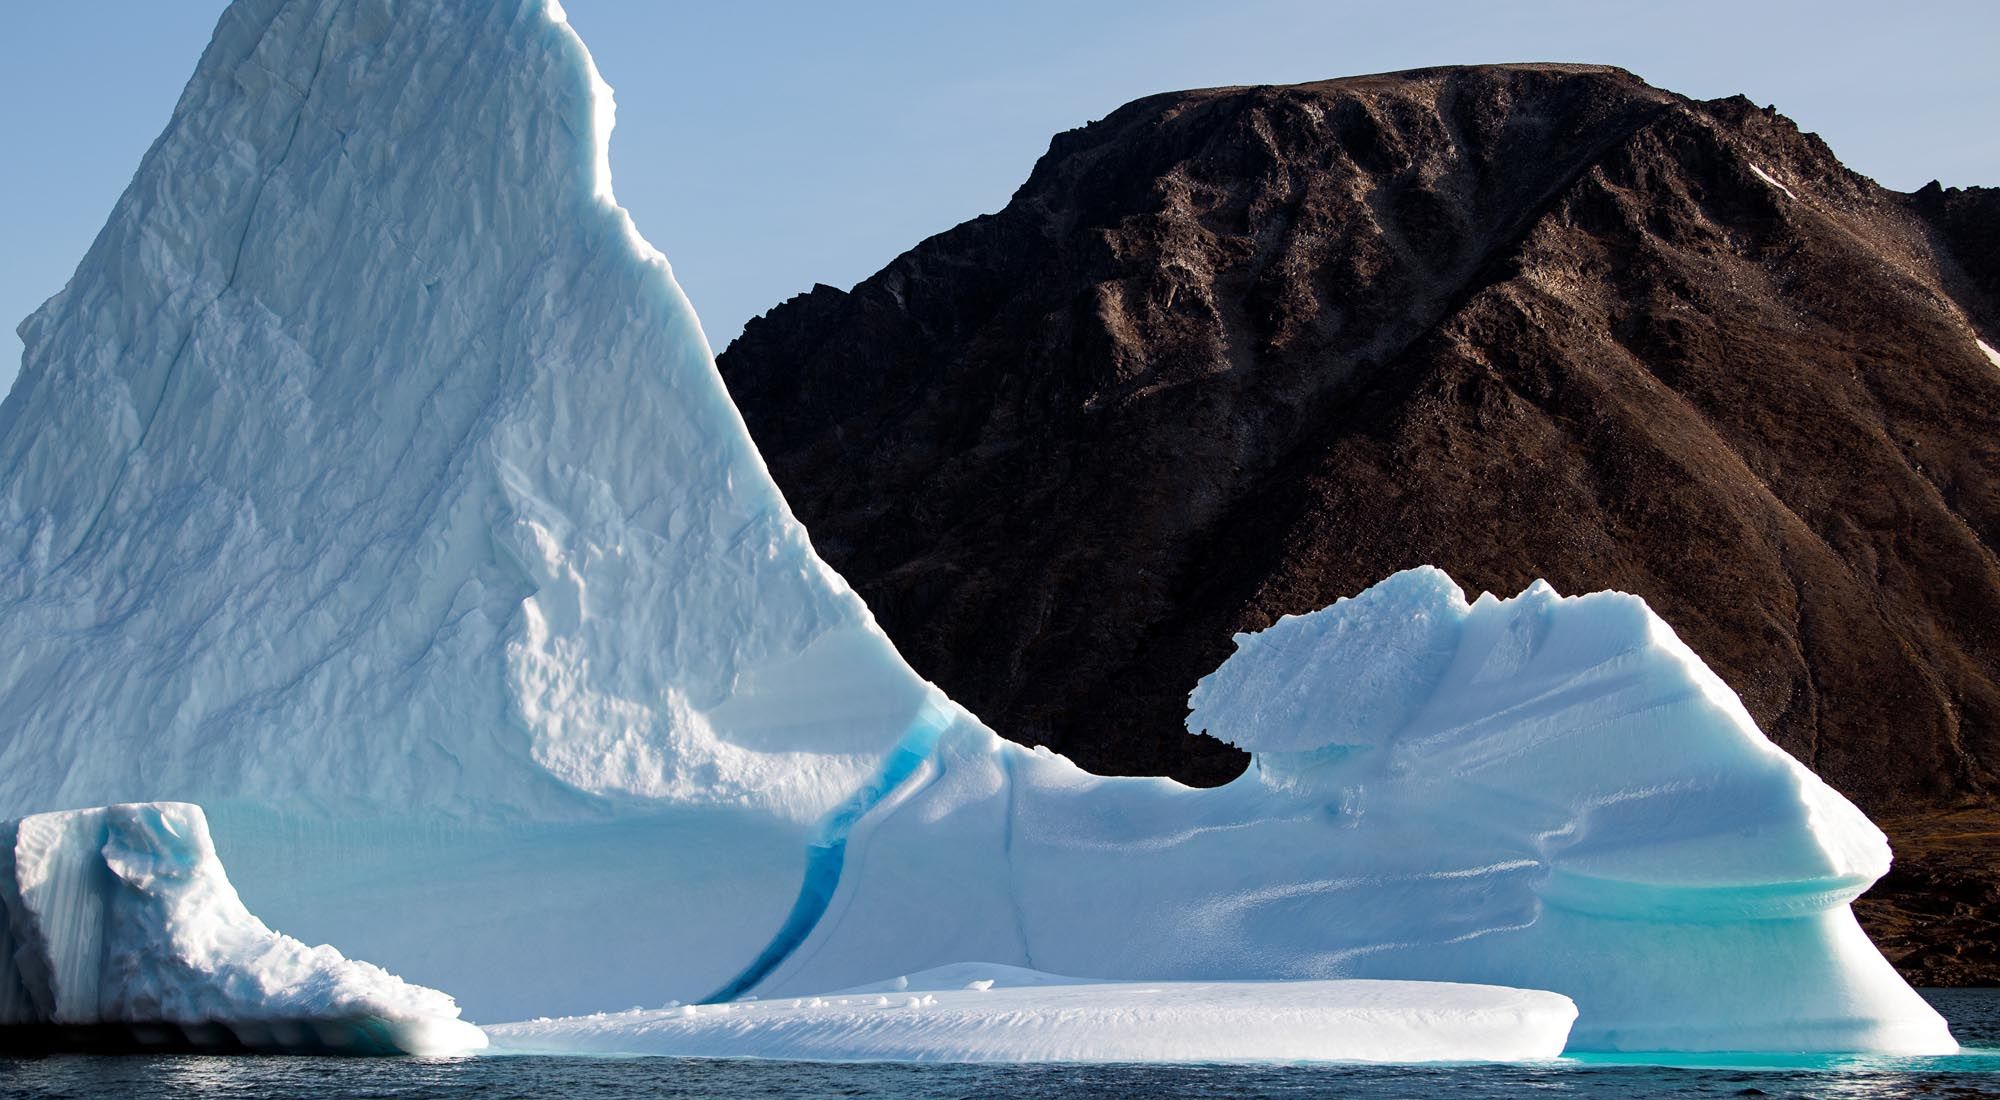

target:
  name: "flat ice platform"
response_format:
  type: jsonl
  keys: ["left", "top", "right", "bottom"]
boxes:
{"left": 486, "top": 963, "right": 1576, "bottom": 1063}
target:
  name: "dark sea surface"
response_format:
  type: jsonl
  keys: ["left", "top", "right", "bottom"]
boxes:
{"left": 4, "top": 989, "right": 1998, "bottom": 1099}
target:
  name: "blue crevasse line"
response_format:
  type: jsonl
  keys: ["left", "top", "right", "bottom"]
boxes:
{"left": 701, "top": 691, "right": 959, "bottom": 1004}
{"left": 997, "top": 740, "right": 1036, "bottom": 968}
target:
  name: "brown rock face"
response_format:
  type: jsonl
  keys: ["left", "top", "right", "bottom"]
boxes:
{"left": 717, "top": 65, "right": 2000, "bottom": 974}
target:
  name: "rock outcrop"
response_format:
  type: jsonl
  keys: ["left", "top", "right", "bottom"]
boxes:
{"left": 717, "top": 65, "right": 2000, "bottom": 980}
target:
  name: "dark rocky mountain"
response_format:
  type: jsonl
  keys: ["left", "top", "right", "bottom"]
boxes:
{"left": 716, "top": 64, "right": 2000, "bottom": 980}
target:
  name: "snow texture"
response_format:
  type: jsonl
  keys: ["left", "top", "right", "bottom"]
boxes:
{"left": 1750, "top": 163, "right": 1798, "bottom": 200}
{"left": 1978, "top": 338, "right": 2000, "bottom": 369}
{"left": 488, "top": 963, "right": 1578, "bottom": 1063}
{"left": 0, "top": 0, "right": 1955, "bottom": 1055}
{"left": 0, "top": 803, "right": 483, "bottom": 1055}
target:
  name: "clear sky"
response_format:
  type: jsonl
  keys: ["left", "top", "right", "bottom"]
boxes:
{"left": 3, "top": 1, "right": 1995, "bottom": 395}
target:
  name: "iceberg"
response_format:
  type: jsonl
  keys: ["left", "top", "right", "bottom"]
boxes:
{"left": 746, "top": 569, "right": 1954, "bottom": 1053}
{"left": 0, "top": 0, "right": 957, "bottom": 1023}
{"left": 0, "top": 0, "right": 1953, "bottom": 1056}
{"left": 488, "top": 963, "right": 1578, "bottom": 1063}
{"left": 0, "top": 803, "right": 483, "bottom": 1055}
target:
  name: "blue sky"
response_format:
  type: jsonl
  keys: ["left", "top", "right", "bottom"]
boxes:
{"left": 3, "top": 1, "right": 1995, "bottom": 395}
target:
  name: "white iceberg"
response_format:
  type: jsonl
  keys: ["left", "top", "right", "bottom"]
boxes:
{"left": 488, "top": 963, "right": 1578, "bottom": 1063}
{"left": 0, "top": 803, "right": 483, "bottom": 1055}
{"left": 0, "top": 0, "right": 1953, "bottom": 1056}
{"left": 0, "top": 0, "right": 954, "bottom": 1023}
{"left": 752, "top": 569, "right": 1954, "bottom": 1053}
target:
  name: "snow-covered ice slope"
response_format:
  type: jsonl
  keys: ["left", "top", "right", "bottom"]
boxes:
{"left": 763, "top": 570, "right": 1954, "bottom": 1053}
{"left": 487, "top": 963, "right": 1578, "bottom": 1063}
{"left": 0, "top": 0, "right": 939, "bottom": 822}
{"left": 0, "top": 0, "right": 966, "bottom": 1021}
{"left": 0, "top": 0, "right": 1951, "bottom": 1053}
{"left": 0, "top": 803, "right": 483, "bottom": 1054}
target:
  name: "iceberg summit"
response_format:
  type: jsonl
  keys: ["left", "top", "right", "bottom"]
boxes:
{"left": 0, "top": 0, "right": 1955, "bottom": 1059}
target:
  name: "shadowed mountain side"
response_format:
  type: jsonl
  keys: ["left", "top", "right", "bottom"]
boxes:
{"left": 717, "top": 64, "right": 2000, "bottom": 980}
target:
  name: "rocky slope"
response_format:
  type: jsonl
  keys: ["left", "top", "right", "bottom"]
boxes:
{"left": 717, "top": 65, "right": 2000, "bottom": 980}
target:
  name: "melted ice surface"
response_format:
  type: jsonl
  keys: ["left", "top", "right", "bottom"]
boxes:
{"left": 488, "top": 963, "right": 1577, "bottom": 1063}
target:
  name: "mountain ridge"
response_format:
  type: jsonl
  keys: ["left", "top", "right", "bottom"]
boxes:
{"left": 718, "top": 63, "right": 2000, "bottom": 980}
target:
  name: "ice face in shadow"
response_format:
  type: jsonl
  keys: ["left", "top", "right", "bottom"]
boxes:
{"left": 0, "top": 0, "right": 1952, "bottom": 1054}
{"left": 0, "top": 803, "right": 483, "bottom": 1055}
{"left": 767, "top": 569, "right": 1954, "bottom": 1053}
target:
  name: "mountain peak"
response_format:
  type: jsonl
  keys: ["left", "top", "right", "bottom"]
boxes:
{"left": 719, "top": 61, "right": 2000, "bottom": 815}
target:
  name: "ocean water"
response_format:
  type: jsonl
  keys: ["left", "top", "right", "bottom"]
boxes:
{"left": 4, "top": 989, "right": 1997, "bottom": 1099}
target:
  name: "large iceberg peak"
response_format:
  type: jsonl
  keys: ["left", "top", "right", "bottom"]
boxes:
{"left": 0, "top": 0, "right": 978, "bottom": 1022}
{"left": 0, "top": 0, "right": 941, "bottom": 826}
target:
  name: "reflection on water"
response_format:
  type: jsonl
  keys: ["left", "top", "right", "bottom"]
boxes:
{"left": 4, "top": 989, "right": 1998, "bottom": 1099}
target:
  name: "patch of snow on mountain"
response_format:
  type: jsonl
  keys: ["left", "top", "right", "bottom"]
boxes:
{"left": 1750, "top": 164, "right": 1798, "bottom": 200}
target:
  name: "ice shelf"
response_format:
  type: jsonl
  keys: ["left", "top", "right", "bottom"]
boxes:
{"left": 488, "top": 963, "right": 1578, "bottom": 1063}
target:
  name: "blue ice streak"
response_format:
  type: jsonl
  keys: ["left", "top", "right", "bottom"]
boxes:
{"left": 702, "top": 692, "right": 958, "bottom": 1004}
